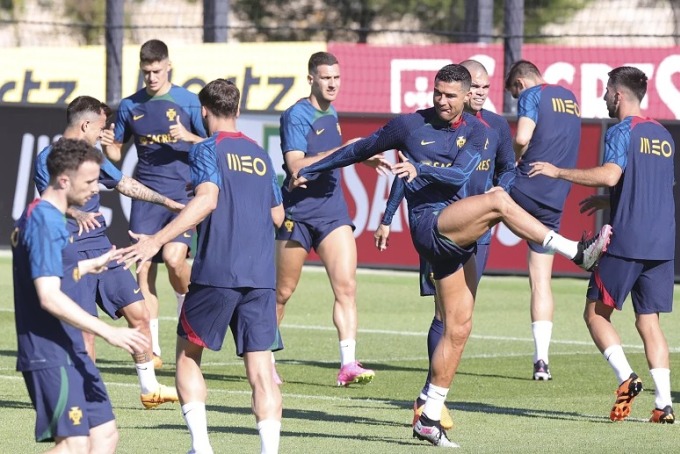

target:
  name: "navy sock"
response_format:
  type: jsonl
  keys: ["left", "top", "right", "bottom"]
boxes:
{"left": 425, "top": 317, "right": 444, "bottom": 385}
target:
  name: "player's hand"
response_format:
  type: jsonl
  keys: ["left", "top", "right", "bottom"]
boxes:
{"left": 362, "top": 153, "right": 391, "bottom": 176}
{"left": 485, "top": 186, "right": 505, "bottom": 194}
{"left": 288, "top": 173, "right": 308, "bottom": 191}
{"left": 116, "top": 231, "right": 162, "bottom": 271}
{"left": 579, "top": 194, "right": 609, "bottom": 215}
{"left": 165, "top": 198, "right": 185, "bottom": 213}
{"left": 80, "top": 246, "right": 115, "bottom": 276}
{"left": 169, "top": 115, "right": 190, "bottom": 141}
{"left": 392, "top": 151, "right": 417, "bottom": 182}
{"left": 374, "top": 224, "right": 391, "bottom": 251}
{"left": 100, "top": 325, "right": 148, "bottom": 355}
{"left": 99, "top": 123, "right": 115, "bottom": 147}
{"left": 528, "top": 161, "right": 560, "bottom": 178}
{"left": 69, "top": 209, "right": 102, "bottom": 236}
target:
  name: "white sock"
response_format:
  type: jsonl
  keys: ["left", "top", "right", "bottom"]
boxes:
{"left": 150, "top": 318, "right": 161, "bottom": 356}
{"left": 650, "top": 368, "right": 672, "bottom": 409}
{"left": 176, "top": 292, "right": 186, "bottom": 318}
{"left": 135, "top": 360, "right": 158, "bottom": 394}
{"left": 542, "top": 230, "right": 578, "bottom": 259}
{"left": 603, "top": 345, "right": 633, "bottom": 384}
{"left": 532, "top": 321, "right": 553, "bottom": 364}
{"left": 182, "top": 401, "right": 212, "bottom": 454}
{"left": 423, "top": 383, "right": 448, "bottom": 421}
{"left": 257, "top": 419, "right": 281, "bottom": 454}
{"left": 339, "top": 339, "right": 356, "bottom": 366}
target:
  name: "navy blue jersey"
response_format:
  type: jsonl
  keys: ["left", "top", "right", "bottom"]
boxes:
{"left": 279, "top": 99, "right": 349, "bottom": 222}
{"left": 604, "top": 117, "right": 675, "bottom": 260}
{"left": 302, "top": 109, "right": 486, "bottom": 230}
{"left": 11, "top": 199, "right": 87, "bottom": 371}
{"left": 381, "top": 109, "right": 512, "bottom": 246}
{"left": 513, "top": 84, "right": 580, "bottom": 210}
{"left": 189, "top": 132, "right": 283, "bottom": 288}
{"left": 115, "top": 85, "right": 207, "bottom": 200}
{"left": 34, "top": 144, "right": 121, "bottom": 252}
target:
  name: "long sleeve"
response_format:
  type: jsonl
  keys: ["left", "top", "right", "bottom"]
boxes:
{"left": 414, "top": 148, "right": 481, "bottom": 193}
{"left": 493, "top": 121, "right": 516, "bottom": 191}
{"left": 381, "top": 177, "right": 405, "bottom": 225}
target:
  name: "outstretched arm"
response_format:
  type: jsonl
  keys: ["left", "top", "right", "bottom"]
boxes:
{"left": 494, "top": 121, "right": 516, "bottom": 191}
{"left": 115, "top": 176, "right": 184, "bottom": 212}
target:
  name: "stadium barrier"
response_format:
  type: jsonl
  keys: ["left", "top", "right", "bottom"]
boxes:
{"left": 3, "top": 104, "right": 680, "bottom": 278}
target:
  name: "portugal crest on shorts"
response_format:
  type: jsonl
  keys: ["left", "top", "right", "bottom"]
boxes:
{"left": 68, "top": 406, "right": 83, "bottom": 425}
{"left": 284, "top": 219, "right": 294, "bottom": 233}
{"left": 456, "top": 136, "right": 466, "bottom": 148}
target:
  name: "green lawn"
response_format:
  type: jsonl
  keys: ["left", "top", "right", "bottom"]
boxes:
{"left": 1, "top": 257, "right": 679, "bottom": 453}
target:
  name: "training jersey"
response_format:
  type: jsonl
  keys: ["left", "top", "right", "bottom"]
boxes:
{"left": 34, "top": 143, "right": 121, "bottom": 253}
{"left": 115, "top": 85, "right": 206, "bottom": 200}
{"left": 189, "top": 131, "right": 283, "bottom": 289}
{"left": 603, "top": 116, "right": 675, "bottom": 260}
{"left": 513, "top": 84, "right": 580, "bottom": 210}
{"left": 380, "top": 109, "right": 513, "bottom": 246}
{"left": 303, "top": 108, "right": 487, "bottom": 229}
{"left": 11, "top": 199, "right": 87, "bottom": 371}
{"left": 279, "top": 98, "right": 348, "bottom": 223}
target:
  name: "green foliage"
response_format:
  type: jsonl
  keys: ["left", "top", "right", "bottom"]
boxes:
{"left": 63, "top": 0, "right": 106, "bottom": 44}
{"left": 232, "top": 0, "right": 596, "bottom": 43}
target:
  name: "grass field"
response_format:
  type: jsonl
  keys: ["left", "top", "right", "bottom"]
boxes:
{"left": 1, "top": 255, "right": 679, "bottom": 453}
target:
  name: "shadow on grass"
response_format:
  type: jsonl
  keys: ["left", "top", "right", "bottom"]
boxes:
{"left": 0, "top": 398, "right": 32, "bottom": 410}
{"left": 150, "top": 423, "right": 427, "bottom": 447}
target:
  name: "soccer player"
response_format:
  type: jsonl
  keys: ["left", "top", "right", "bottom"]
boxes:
{"left": 276, "top": 51, "right": 374, "bottom": 386}
{"left": 105, "top": 39, "right": 207, "bottom": 367}
{"left": 529, "top": 66, "right": 675, "bottom": 423}
{"left": 291, "top": 64, "right": 611, "bottom": 447}
{"left": 117, "top": 79, "right": 284, "bottom": 454}
{"left": 13, "top": 138, "right": 148, "bottom": 453}
{"left": 504, "top": 60, "right": 581, "bottom": 381}
{"left": 34, "top": 96, "right": 180, "bottom": 408}
{"left": 374, "top": 59, "right": 515, "bottom": 430}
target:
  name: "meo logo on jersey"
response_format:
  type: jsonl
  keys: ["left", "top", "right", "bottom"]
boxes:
{"left": 226, "top": 154, "right": 267, "bottom": 176}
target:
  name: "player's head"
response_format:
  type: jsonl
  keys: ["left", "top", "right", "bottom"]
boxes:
{"left": 433, "top": 64, "right": 472, "bottom": 123}
{"left": 604, "top": 66, "right": 648, "bottom": 118}
{"left": 66, "top": 96, "right": 111, "bottom": 146}
{"left": 504, "top": 60, "right": 542, "bottom": 99}
{"left": 47, "top": 138, "right": 103, "bottom": 206}
{"left": 199, "top": 79, "right": 240, "bottom": 122}
{"left": 140, "top": 39, "right": 171, "bottom": 95}
{"left": 308, "top": 52, "right": 340, "bottom": 106}
{"left": 460, "top": 60, "right": 490, "bottom": 113}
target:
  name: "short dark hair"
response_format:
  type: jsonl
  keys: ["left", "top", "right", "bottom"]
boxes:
{"left": 308, "top": 52, "right": 338, "bottom": 74}
{"left": 140, "top": 39, "right": 169, "bottom": 64}
{"left": 504, "top": 60, "right": 541, "bottom": 90}
{"left": 66, "top": 96, "right": 110, "bottom": 127}
{"left": 199, "top": 79, "right": 240, "bottom": 118}
{"left": 47, "top": 138, "right": 103, "bottom": 180}
{"left": 435, "top": 64, "right": 472, "bottom": 91}
{"left": 608, "top": 66, "right": 648, "bottom": 102}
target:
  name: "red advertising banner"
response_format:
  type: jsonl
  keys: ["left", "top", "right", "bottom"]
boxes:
{"left": 328, "top": 43, "right": 680, "bottom": 120}
{"left": 324, "top": 115, "right": 604, "bottom": 275}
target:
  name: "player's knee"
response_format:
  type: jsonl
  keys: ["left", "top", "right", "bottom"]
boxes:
{"left": 443, "top": 318, "right": 473, "bottom": 343}
{"left": 332, "top": 277, "right": 357, "bottom": 303}
{"left": 276, "top": 285, "right": 296, "bottom": 305}
{"left": 163, "top": 254, "right": 187, "bottom": 273}
{"left": 489, "top": 189, "right": 513, "bottom": 216}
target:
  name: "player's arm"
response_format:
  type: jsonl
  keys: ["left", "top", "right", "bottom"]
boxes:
{"left": 34, "top": 276, "right": 147, "bottom": 354}
{"left": 66, "top": 207, "right": 102, "bottom": 235}
{"left": 374, "top": 177, "right": 405, "bottom": 251}
{"left": 528, "top": 162, "right": 622, "bottom": 187}
{"left": 115, "top": 176, "right": 184, "bottom": 212}
{"left": 513, "top": 116, "right": 535, "bottom": 160}
{"left": 270, "top": 171, "right": 284, "bottom": 228}
{"left": 169, "top": 115, "right": 205, "bottom": 144}
{"left": 296, "top": 117, "right": 407, "bottom": 185}
{"left": 117, "top": 182, "right": 217, "bottom": 268}
{"left": 493, "top": 121, "right": 517, "bottom": 191}
{"left": 105, "top": 100, "right": 132, "bottom": 162}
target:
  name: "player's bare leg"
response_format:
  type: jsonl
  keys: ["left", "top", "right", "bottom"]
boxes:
{"left": 82, "top": 331, "right": 96, "bottom": 362}
{"left": 275, "top": 240, "right": 307, "bottom": 325}
{"left": 317, "top": 225, "right": 374, "bottom": 386}
{"left": 176, "top": 337, "right": 212, "bottom": 454}
{"left": 162, "top": 241, "right": 191, "bottom": 316}
{"left": 86, "top": 419, "right": 119, "bottom": 454}
{"left": 245, "top": 350, "right": 282, "bottom": 453}
{"left": 137, "top": 261, "right": 162, "bottom": 367}
{"left": 636, "top": 312, "right": 673, "bottom": 422}
{"left": 528, "top": 250, "right": 555, "bottom": 380}
{"left": 49, "top": 435, "right": 91, "bottom": 453}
